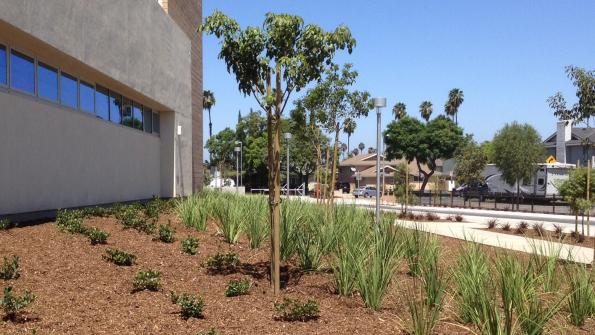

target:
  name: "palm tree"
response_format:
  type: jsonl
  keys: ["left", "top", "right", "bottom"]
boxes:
{"left": 419, "top": 101, "right": 433, "bottom": 122}
{"left": 445, "top": 88, "right": 464, "bottom": 124}
{"left": 341, "top": 142, "right": 348, "bottom": 159}
{"left": 343, "top": 118, "right": 356, "bottom": 153}
{"left": 203, "top": 90, "right": 216, "bottom": 139}
{"left": 358, "top": 142, "right": 365, "bottom": 155}
{"left": 392, "top": 102, "right": 407, "bottom": 120}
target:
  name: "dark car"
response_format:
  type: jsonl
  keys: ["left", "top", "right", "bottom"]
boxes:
{"left": 335, "top": 182, "right": 351, "bottom": 194}
{"left": 454, "top": 181, "right": 489, "bottom": 201}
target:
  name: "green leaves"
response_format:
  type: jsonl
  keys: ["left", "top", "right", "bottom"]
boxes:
{"left": 453, "top": 142, "right": 488, "bottom": 185}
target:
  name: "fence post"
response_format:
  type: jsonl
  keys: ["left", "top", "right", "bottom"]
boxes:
{"left": 450, "top": 191, "right": 454, "bottom": 207}
{"left": 439, "top": 191, "right": 442, "bottom": 206}
{"left": 531, "top": 196, "right": 534, "bottom": 213}
{"left": 494, "top": 195, "right": 498, "bottom": 210}
{"left": 552, "top": 194, "right": 556, "bottom": 214}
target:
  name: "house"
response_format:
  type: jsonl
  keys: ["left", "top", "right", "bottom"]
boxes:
{"left": 543, "top": 121, "right": 594, "bottom": 166}
{"left": 338, "top": 154, "right": 445, "bottom": 191}
{"left": 0, "top": 0, "right": 203, "bottom": 215}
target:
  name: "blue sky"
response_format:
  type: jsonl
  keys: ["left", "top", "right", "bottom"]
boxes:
{"left": 202, "top": 0, "right": 595, "bottom": 154}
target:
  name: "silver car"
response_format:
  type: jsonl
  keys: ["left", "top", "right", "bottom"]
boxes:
{"left": 353, "top": 186, "right": 377, "bottom": 198}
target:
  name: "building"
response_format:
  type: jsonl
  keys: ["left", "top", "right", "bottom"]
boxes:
{"left": 0, "top": 0, "right": 203, "bottom": 216}
{"left": 544, "top": 121, "right": 594, "bottom": 166}
{"left": 338, "top": 154, "right": 446, "bottom": 191}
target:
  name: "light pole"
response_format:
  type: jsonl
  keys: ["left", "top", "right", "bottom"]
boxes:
{"left": 374, "top": 97, "right": 387, "bottom": 224}
{"left": 235, "top": 141, "right": 243, "bottom": 186}
{"left": 284, "top": 132, "right": 292, "bottom": 198}
{"left": 234, "top": 146, "right": 241, "bottom": 193}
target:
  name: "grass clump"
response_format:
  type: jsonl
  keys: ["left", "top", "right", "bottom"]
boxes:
{"left": 205, "top": 252, "right": 240, "bottom": 274}
{"left": 213, "top": 195, "right": 244, "bottom": 244}
{"left": 103, "top": 248, "right": 136, "bottom": 266}
{"left": 170, "top": 291, "right": 205, "bottom": 319}
{"left": 406, "top": 280, "right": 444, "bottom": 335}
{"left": 451, "top": 241, "right": 490, "bottom": 323}
{"left": 0, "top": 256, "right": 20, "bottom": 280}
{"left": 274, "top": 298, "right": 320, "bottom": 322}
{"left": 566, "top": 264, "right": 595, "bottom": 326}
{"left": 0, "top": 218, "right": 11, "bottom": 230}
{"left": 501, "top": 222, "right": 512, "bottom": 231}
{"left": 86, "top": 227, "right": 109, "bottom": 245}
{"left": 156, "top": 222, "right": 176, "bottom": 243}
{"left": 532, "top": 222, "right": 546, "bottom": 237}
{"left": 244, "top": 196, "right": 269, "bottom": 249}
{"left": 356, "top": 219, "right": 403, "bottom": 310}
{"left": 553, "top": 224, "right": 564, "bottom": 237}
{"left": 1, "top": 286, "right": 35, "bottom": 320}
{"left": 56, "top": 209, "right": 87, "bottom": 234}
{"left": 424, "top": 212, "right": 439, "bottom": 221}
{"left": 225, "top": 278, "right": 251, "bottom": 297}
{"left": 516, "top": 221, "right": 529, "bottom": 234}
{"left": 133, "top": 270, "right": 161, "bottom": 292}
{"left": 177, "top": 194, "right": 210, "bottom": 231}
{"left": 181, "top": 236, "right": 199, "bottom": 255}
{"left": 487, "top": 218, "right": 497, "bottom": 229}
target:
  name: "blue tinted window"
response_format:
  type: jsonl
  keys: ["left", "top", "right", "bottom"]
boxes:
{"left": 10, "top": 50, "right": 35, "bottom": 94}
{"left": 122, "top": 98, "right": 133, "bottom": 127}
{"left": 60, "top": 72, "right": 77, "bottom": 109}
{"left": 153, "top": 112, "right": 160, "bottom": 134}
{"left": 79, "top": 81, "right": 94, "bottom": 113}
{"left": 143, "top": 107, "right": 153, "bottom": 133}
{"left": 109, "top": 92, "right": 122, "bottom": 124}
{"left": 95, "top": 86, "right": 109, "bottom": 120}
{"left": 38, "top": 62, "right": 58, "bottom": 102}
{"left": 0, "top": 45, "right": 6, "bottom": 85}
{"left": 132, "top": 103, "right": 143, "bottom": 130}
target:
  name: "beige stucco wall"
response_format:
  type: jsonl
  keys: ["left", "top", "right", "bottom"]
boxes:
{"left": 0, "top": 90, "right": 161, "bottom": 214}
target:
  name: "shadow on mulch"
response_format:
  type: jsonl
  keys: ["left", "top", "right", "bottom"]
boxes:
{"left": 2, "top": 314, "right": 40, "bottom": 324}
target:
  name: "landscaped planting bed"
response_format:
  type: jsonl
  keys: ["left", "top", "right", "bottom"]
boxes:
{"left": 1, "top": 193, "right": 594, "bottom": 334}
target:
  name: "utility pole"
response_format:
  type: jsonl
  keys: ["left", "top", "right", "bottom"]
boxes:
{"left": 373, "top": 97, "right": 386, "bottom": 224}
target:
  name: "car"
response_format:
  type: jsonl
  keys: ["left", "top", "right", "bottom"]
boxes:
{"left": 454, "top": 181, "right": 489, "bottom": 201}
{"left": 353, "top": 186, "right": 377, "bottom": 198}
{"left": 335, "top": 182, "right": 351, "bottom": 194}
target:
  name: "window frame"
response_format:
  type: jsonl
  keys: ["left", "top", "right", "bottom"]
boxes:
{"left": 36, "top": 61, "right": 59, "bottom": 103}
{"left": 59, "top": 71, "right": 79, "bottom": 110}
{"left": 79, "top": 80, "right": 95, "bottom": 114}
{"left": 0, "top": 43, "right": 7, "bottom": 87}
{"left": 94, "top": 85, "right": 110, "bottom": 121}
{"left": 9, "top": 48, "right": 36, "bottom": 95}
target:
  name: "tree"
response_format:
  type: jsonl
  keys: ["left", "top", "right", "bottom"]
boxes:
{"left": 236, "top": 109, "right": 268, "bottom": 189}
{"left": 558, "top": 167, "right": 595, "bottom": 234}
{"left": 205, "top": 128, "right": 237, "bottom": 183}
{"left": 419, "top": 101, "right": 433, "bottom": 122}
{"left": 384, "top": 115, "right": 465, "bottom": 191}
{"left": 341, "top": 142, "right": 348, "bottom": 159}
{"left": 392, "top": 102, "right": 406, "bottom": 120}
{"left": 350, "top": 148, "right": 359, "bottom": 157}
{"left": 491, "top": 123, "right": 545, "bottom": 209}
{"left": 203, "top": 90, "right": 216, "bottom": 161}
{"left": 479, "top": 141, "right": 495, "bottom": 163}
{"left": 453, "top": 142, "right": 487, "bottom": 185}
{"left": 368, "top": 147, "right": 376, "bottom": 154}
{"left": 358, "top": 142, "right": 365, "bottom": 154}
{"left": 445, "top": 88, "right": 464, "bottom": 124}
{"left": 201, "top": 12, "right": 355, "bottom": 294}
{"left": 343, "top": 118, "right": 356, "bottom": 153}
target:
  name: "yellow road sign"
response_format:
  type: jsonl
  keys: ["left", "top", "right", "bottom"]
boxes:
{"left": 546, "top": 155, "right": 557, "bottom": 163}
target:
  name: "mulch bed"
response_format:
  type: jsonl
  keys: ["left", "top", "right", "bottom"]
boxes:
{"left": 1, "top": 212, "right": 594, "bottom": 334}
{"left": 483, "top": 226, "right": 595, "bottom": 247}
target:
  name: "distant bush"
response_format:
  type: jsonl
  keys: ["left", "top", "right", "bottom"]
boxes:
{"left": 532, "top": 223, "right": 546, "bottom": 237}
{"left": 104, "top": 248, "right": 136, "bottom": 266}
{"left": 156, "top": 222, "right": 176, "bottom": 243}
{"left": 204, "top": 252, "right": 240, "bottom": 274}
{"left": 274, "top": 298, "right": 320, "bottom": 322}
{"left": 81, "top": 206, "right": 111, "bottom": 218}
{"left": 455, "top": 214, "right": 464, "bottom": 222}
{"left": 181, "top": 236, "right": 199, "bottom": 255}
{"left": 516, "top": 221, "right": 528, "bottom": 234}
{"left": 501, "top": 223, "right": 511, "bottom": 231}
{"left": 424, "top": 212, "right": 439, "bottom": 221}
{"left": 225, "top": 279, "right": 251, "bottom": 297}
{"left": 0, "top": 218, "right": 11, "bottom": 230}
{"left": 553, "top": 224, "right": 564, "bottom": 237}
{"left": 170, "top": 291, "right": 205, "bottom": 319}
{"left": 0, "top": 256, "right": 20, "bottom": 280}
{"left": 487, "top": 219, "right": 497, "bottom": 229}
{"left": 86, "top": 227, "right": 109, "bottom": 245}
{"left": 133, "top": 270, "right": 161, "bottom": 292}
{"left": 56, "top": 209, "right": 87, "bottom": 234}
{"left": 1, "top": 286, "right": 35, "bottom": 320}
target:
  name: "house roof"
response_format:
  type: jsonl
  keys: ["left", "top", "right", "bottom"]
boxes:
{"left": 339, "top": 153, "right": 398, "bottom": 167}
{"left": 543, "top": 127, "right": 595, "bottom": 147}
{"left": 343, "top": 156, "right": 445, "bottom": 178}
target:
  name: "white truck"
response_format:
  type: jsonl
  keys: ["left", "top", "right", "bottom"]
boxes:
{"left": 482, "top": 163, "right": 574, "bottom": 198}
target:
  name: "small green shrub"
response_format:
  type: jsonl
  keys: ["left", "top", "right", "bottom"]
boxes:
{"left": 204, "top": 252, "right": 240, "bottom": 274}
{"left": 181, "top": 236, "right": 199, "bottom": 255}
{"left": 1, "top": 286, "right": 35, "bottom": 320}
{"left": 424, "top": 212, "right": 439, "bottom": 221}
{"left": 86, "top": 227, "right": 109, "bottom": 245}
{"left": 81, "top": 206, "right": 111, "bottom": 218}
{"left": 0, "top": 218, "right": 11, "bottom": 230}
{"left": 487, "top": 219, "right": 497, "bottom": 229}
{"left": 274, "top": 298, "right": 320, "bottom": 322}
{"left": 144, "top": 198, "right": 168, "bottom": 221}
{"left": 225, "top": 279, "right": 251, "bottom": 297}
{"left": 119, "top": 205, "right": 155, "bottom": 234}
{"left": 104, "top": 248, "right": 136, "bottom": 266}
{"left": 170, "top": 291, "right": 205, "bottom": 319}
{"left": 133, "top": 270, "right": 161, "bottom": 292}
{"left": 0, "top": 256, "right": 20, "bottom": 280}
{"left": 56, "top": 209, "right": 87, "bottom": 234}
{"left": 455, "top": 214, "right": 464, "bottom": 222}
{"left": 501, "top": 222, "right": 511, "bottom": 231}
{"left": 156, "top": 222, "right": 176, "bottom": 243}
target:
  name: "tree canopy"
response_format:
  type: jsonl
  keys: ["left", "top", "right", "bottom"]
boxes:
{"left": 453, "top": 142, "right": 488, "bottom": 185}
{"left": 548, "top": 66, "right": 595, "bottom": 125}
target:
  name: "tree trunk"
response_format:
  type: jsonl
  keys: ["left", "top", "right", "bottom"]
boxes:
{"left": 208, "top": 109, "right": 213, "bottom": 163}
{"left": 516, "top": 180, "right": 520, "bottom": 211}
{"left": 416, "top": 160, "right": 434, "bottom": 192}
{"left": 347, "top": 134, "right": 351, "bottom": 155}
{"left": 329, "top": 123, "right": 341, "bottom": 207}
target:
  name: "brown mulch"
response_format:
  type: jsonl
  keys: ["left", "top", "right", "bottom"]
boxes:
{"left": 0, "top": 212, "right": 594, "bottom": 335}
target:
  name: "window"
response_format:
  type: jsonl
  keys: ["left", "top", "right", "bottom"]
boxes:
{"left": 95, "top": 85, "right": 109, "bottom": 120}
{"left": 143, "top": 107, "right": 153, "bottom": 133}
{"left": 153, "top": 112, "right": 160, "bottom": 134}
{"left": 109, "top": 92, "right": 122, "bottom": 124}
{"left": 537, "top": 178, "right": 545, "bottom": 186}
{"left": 0, "top": 44, "right": 6, "bottom": 86}
{"left": 60, "top": 72, "right": 77, "bottom": 109}
{"left": 121, "top": 98, "right": 133, "bottom": 127}
{"left": 79, "top": 81, "right": 94, "bottom": 113}
{"left": 132, "top": 102, "right": 143, "bottom": 130}
{"left": 37, "top": 62, "right": 58, "bottom": 102}
{"left": 10, "top": 50, "right": 35, "bottom": 94}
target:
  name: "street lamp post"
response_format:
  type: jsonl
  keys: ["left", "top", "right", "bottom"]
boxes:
{"left": 374, "top": 97, "right": 387, "bottom": 224}
{"left": 235, "top": 141, "right": 243, "bottom": 186}
{"left": 234, "top": 146, "right": 241, "bottom": 194}
{"left": 284, "top": 132, "right": 292, "bottom": 198}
